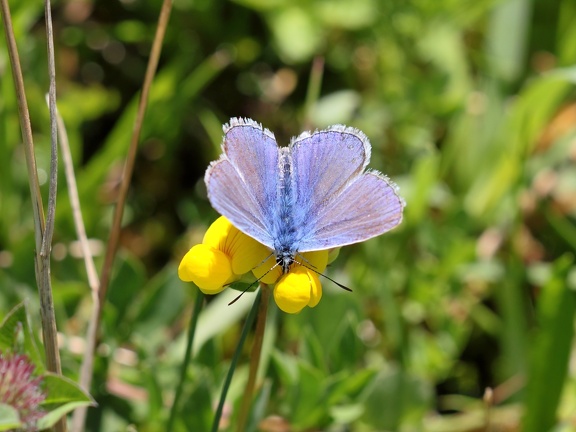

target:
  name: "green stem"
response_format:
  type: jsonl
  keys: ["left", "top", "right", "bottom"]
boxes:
{"left": 167, "top": 290, "right": 205, "bottom": 432}
{"left": 235, "top": 284, "right": 269, "bottom": 432}
{"left": 211, "top": 289, "right": 262, "bottom": 432}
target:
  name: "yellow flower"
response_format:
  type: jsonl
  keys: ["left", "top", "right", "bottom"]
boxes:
{"left": 178, "top": 216, "right": 331, "bottom": 313}
{"left": 178, "top": 217, "right": 269, "bottom": 294}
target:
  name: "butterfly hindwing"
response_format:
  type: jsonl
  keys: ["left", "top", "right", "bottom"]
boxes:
{"left": 298, "top": 170, "right": 404, "bottom": 251}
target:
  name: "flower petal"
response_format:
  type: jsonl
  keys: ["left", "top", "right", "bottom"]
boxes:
{"left": 202, "top": 216, "right": 235, "bottom": 250}
{"left": 300, "top": 250, "right": 329, "bottom": 273}
{"left": 203, "top": 216, "right": 272, "bottom": 276}
{"left": 178, "top": 244, "right": 234, "bottom": 294}
{"left": 252, "top": 254, "right": 282, "bottom": 284}
{"left": 229, "top": 233, "right": 271, "bottom": 275}
{"left": 306, "top": 269, "right": 322, "bottom": 308}
{"left": 273, "top": 267, "right": 321, "bottom": 314}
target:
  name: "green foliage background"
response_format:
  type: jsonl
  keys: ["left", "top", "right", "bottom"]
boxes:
{"left": 2, "top": 0, "right": 576, "bottom": 430}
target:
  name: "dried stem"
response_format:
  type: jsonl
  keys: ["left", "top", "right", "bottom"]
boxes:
{"left": 71, "top": 0, "right": 172, "bottom": 430}
{"left": 97, "top": 0, "right": 173, "bottom": 313}
{"left": 1, "top": 0, "right": 66, "bottom": 429}
{"left": 43, "top": 1, "right": 66, "bottom": 430}
{"left": 41, "top": 0, "right": 58, "bottom": 258}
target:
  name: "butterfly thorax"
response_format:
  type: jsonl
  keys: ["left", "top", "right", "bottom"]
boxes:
{"left": 273, "top": 229, "right": 300, "bottom": 273}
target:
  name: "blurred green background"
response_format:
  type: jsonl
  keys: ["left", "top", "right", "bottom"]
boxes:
{"left": 2, "top": 0, "right": 576, "bottom": 430}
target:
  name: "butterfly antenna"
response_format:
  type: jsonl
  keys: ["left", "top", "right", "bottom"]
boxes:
{"left": 228, "top": 258, "right": 280, "bottom": 306}
{"left": 294, "top": 254, "right": 352, "bottom": 292}
{"left": 227, "top": 280, "right": 258, "bottom": 306}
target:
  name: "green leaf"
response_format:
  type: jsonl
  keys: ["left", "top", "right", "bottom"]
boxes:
{"left": 329, "top": 403, "right": 364, "bottom": 425}
{"left": 268, "top": 7, "right": 324, "bottom": 63}
{"left": 37, "top": 373, "right": 95, "bottom": 429}
{"left": 0, "top": 302, "right": 44, "bottom": 371}
{"left": 325, "top": 368, "right": 376, "bottom": 406}
{"left": 181, "top": 374, "right": 213, "bottom": 432}
{"left": 131, "top": 264, "right": 185, "bottom": 337}
{"left": 311, "top": 91, "right": 361, "bottom": 126}
{"left": 486, "top": 0, "right": 532, "bottom": 82}
{"left": 361, "top": 368, "right": 432, "bottom": 430}
{"left": 0, "top": 403, "right": 21, "bottom": 431}
{"left": 108, "top": 253, "right": 147, "bottom": 325}
{"left": 523, "top": 254, "right": 576, "bottom": 432}
{"left": 192, "top": 289, "right": 255, "bottom": 355}
{"left": 328, "top": 312, "right": 363, "bottom": 370}
{"left": 405, "top": 152, "right": 440, "bottom": 225}
{"left": 37, "top": 401, "right": 93, "bottom": 430}
{"left": 271, "top": 349, "right": 298, "bottom": 387}
{"left": 291, "top": 361, "right": 325, "bottom": 428}
{"left": 299, "top": 326, "right": 326, "bottom": 372}
{"left": 41, "top": 373, "right": 95, "bottom": 406}
{"left": 314, "top": 0, "right": 377, "bottom": 29}
{"left": 247, "top": 380, "right": 272, "bottom": 432}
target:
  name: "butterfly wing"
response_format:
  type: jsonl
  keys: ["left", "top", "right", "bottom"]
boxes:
{"left": 205, "top": 118, "right": 280, "bottom": 249}
{"left": 289, "top": 126, "right": 404, "bottom": 252}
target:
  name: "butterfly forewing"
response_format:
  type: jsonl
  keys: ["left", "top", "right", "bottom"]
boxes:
{"left": 289, "top": 127, "right": 370, "bottom": 222}
{"left": 205, "top": 118, "right": 281, "bottom": 249}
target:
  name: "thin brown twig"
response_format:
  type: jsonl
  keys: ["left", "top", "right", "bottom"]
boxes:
{"left": 236, "top": 284, "right": 270, "bottom": 432}
{"left": 98, "top": 0, "right": 173, "bottom": 311}
{"left": 72, "top": 1, "right": 172, "bottom": 429}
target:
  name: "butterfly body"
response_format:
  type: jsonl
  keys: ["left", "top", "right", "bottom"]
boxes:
{"left": 205, "top": 118, "right": 404, "bottom": 274}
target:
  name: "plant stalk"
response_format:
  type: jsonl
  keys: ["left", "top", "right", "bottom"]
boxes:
{"left": 235, "top": 284, "right": 269, "bottom": 432}
{"left": 211, "top": 288, "right": 263, "bottom": 432}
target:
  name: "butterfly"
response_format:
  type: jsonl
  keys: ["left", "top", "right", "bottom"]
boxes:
{"left": 205, "top": 118, "right": 404, "bottom": 275}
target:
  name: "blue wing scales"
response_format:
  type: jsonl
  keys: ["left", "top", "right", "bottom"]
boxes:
{"left": 205, "top": 118, "right": 280, "bottom": 249}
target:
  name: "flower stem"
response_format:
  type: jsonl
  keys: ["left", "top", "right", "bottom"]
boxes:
{"left": 235, "top": 284, "right": 269, "bottom": 432}
{"left": 167, "top": 290, "right": 205, "bottom": 432}
{"left": 211, "top": 288, "right": 262, "bottom": 432}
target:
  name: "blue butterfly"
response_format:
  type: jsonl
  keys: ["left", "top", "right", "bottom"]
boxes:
{"left": 205, "top": 118, "right": 404, "bottom": 274}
